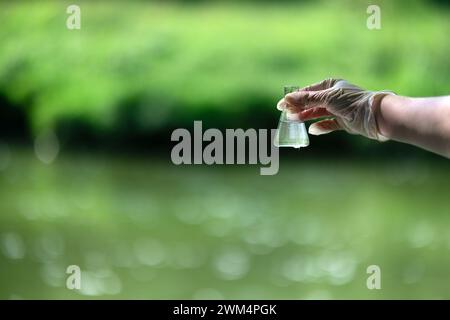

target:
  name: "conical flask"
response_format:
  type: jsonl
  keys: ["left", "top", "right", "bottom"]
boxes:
{"left": 274, "top": 86, "right": 310, "bottom": 148}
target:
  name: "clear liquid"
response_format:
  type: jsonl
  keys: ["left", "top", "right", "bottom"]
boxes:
{"left": 274, "top": 86, "right": 310, "bottom": 149}
{"left": 274, "top": 111, "right": 309, "bottom": 148}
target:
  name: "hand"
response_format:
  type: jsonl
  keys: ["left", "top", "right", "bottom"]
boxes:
{"left": 276, "top": 78, "right": 393, "bottom": 141}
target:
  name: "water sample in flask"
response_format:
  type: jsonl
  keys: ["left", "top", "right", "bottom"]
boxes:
{"left": 274, "top": 86, "right": 310, "bottom": 148}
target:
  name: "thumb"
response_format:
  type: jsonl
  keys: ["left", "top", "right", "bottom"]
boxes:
{"left": 308, "top": 119, "right": 341, "bottom": 135}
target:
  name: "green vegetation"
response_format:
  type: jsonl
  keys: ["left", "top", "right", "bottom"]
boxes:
{"left": 0, "top": 1, "right": 449, "bottom": 136}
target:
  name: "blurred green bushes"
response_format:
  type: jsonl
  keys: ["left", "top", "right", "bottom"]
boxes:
{"left": 0, "top": 0, "right": 449, "bottom": 149}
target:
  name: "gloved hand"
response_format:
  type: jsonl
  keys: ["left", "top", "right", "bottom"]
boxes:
{"left": 276, "top": 78, "right": 394, "bottom": 141}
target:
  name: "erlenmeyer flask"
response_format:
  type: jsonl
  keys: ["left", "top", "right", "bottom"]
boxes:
{"left": 274, "top": 86, "right": 310, "bottom": 148}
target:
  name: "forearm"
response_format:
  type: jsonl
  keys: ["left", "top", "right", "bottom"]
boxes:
{"left": 376, "top": 94, "right": 450, "bottom": 158}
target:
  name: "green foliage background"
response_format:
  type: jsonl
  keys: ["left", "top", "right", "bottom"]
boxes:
{"left": 0, "top": 0, "right": 449, "bottom": 149}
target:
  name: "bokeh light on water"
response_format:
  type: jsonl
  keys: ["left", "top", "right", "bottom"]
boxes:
{"left": 1, "top": 149, "right": 450, "bottom": 299}
{"left": 34, "top": 130, "right": 60, "bottom": 165}
{"left": 1, "top": 232, "right": 26, "bottom": 260}
{"left": 0, "top": 142, "right": 11, "bottom": 172}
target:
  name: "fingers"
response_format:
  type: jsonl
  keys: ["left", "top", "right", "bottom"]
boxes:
{"left": 299, "top": 78, "right": 342, "bottom": 92}
{"left": 276, "top": 78, "right": 344, "bottom": 113}
{"left": 276, "top": 91, "right": 332, "bottom": 118}
{"left": 276, "top": 102, "right": 332, "bottom": 121}
{"left": 276, "top": 98, "right": 288, "bottom": 111}
{"left": 284, "top": 90, "right": 327, "bottom": 111}
{"left": 299, "top": 107, "right": 332, "bottom": 121}
{"left": 308, "top": 118, "right": 342, "bottom": 135}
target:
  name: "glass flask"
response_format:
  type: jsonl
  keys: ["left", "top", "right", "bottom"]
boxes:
{"left": 274, "top": 86, "right": 310, "bottom": 148}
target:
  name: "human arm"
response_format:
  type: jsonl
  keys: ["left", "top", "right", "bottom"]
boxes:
{"left": 376, "top": 94, "right": 450, "bottom": 158}
{"left": 277, "top": 78, "right": 450, "bottom": 158}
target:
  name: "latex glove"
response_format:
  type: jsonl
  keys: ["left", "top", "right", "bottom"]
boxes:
{"left": 276, "top": 78, "right": 394, "bottom": 141}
